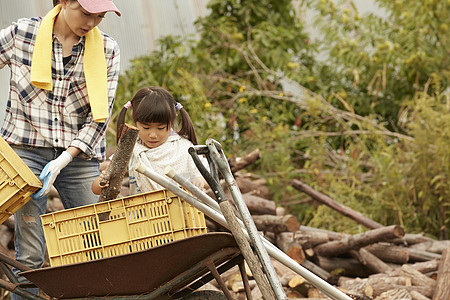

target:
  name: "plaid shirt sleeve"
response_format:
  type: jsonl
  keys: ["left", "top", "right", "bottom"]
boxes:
{"left": 0, "top": 22, "right": 16, "bottom": 70}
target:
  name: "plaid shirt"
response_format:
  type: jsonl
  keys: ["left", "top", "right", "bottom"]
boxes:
{"left": 0, "top": 17, "right": 120, "bottom": 161}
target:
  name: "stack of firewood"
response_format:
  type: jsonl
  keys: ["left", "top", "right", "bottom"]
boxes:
{"left": 203, "top": 188, "right": 449, "bottom": 299}
{"left": 0, "top": 148, "right": 448, "bottom": 300}
{"left": 198, "top": 149, "right": 450, "bottom": 299}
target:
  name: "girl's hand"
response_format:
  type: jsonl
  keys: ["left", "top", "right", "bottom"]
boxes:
{"left": 92, "top": 170, "right": 109, "bottom": 195}
{"left": 98, "top": 170, "right": 109, "bottom": 188}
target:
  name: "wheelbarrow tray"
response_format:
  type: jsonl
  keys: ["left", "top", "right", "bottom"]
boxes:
{"left": 20, "top": 232, "right": 237, "bottom": 299}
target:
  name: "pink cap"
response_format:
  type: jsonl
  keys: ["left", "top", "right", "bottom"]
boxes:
{"left": 77, "top": 0, "right": 121, "bottom": 16}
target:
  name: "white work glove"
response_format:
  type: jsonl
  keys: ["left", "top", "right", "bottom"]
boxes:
{"left": 32, "top": 151, "right": 73, "bottom": 199}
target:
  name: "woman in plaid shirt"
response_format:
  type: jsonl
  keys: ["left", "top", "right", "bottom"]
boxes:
{"left": 0, "top": 0, "right": 121, "bottom": 293}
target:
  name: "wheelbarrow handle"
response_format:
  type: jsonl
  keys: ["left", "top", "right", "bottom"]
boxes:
{"left": 188, "top": 147, "right": 226, "bottom": 203}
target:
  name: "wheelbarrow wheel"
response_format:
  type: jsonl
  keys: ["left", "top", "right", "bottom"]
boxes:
{"left": 181, "top": 290, "right": 227, "bottom": 300}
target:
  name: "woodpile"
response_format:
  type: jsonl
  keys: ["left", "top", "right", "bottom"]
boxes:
{"left": 198, "top": 150, "right": 449, "bottom": 300}
{"left": 0, "top": 148, "right": 448, "bottom": 300}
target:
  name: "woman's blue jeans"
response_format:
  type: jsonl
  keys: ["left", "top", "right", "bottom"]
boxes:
{"left": 10, "top": 145, "right": 100, "bottom": 299}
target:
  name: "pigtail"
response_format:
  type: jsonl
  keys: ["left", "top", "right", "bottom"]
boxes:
{"left": 177, "top": 107, "right": 198, "bottom": 145}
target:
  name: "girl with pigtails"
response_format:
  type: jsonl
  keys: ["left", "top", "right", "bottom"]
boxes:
{"left": 92, "top": 86, "right": 206, "bottom": 195}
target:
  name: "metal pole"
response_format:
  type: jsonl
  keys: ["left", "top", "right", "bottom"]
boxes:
{"left": 135, "top": 163, "right": 352, "bottom": 300}
{"left": 204, "top": 140, "right": 285, "bottom": 300}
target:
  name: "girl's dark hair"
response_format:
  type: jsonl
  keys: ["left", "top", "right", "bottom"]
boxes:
{"left": 53, "top": 0, "right": 60, "bottom": 6}
{"left": 116, "top": 86, "right": 198, "bottom": 145}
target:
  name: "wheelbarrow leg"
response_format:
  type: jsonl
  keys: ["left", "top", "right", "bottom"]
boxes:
{"left": 205, "top": 260, "right": 234, "bottom": 300}
{"left": 238, "top": 261, "right": 253, "bottom": 300}
{"left": 0, "top": 278, "right": 44, "bottom": 300}
{"left": 0, "top": 253, "right": 45, "bottom": 300}
{"left": 140, "top": 248, "right": 238, "bottom": 300}
{"left": 0, "top": 262, "right": 19, "bottom": 284}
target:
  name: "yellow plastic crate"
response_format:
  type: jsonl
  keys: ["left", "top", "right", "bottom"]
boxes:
{"left": 0, "top": 137, "right": 42, "bottom": 223}
{"left": 41, "top": 189, "right": 207, "bottom": 266}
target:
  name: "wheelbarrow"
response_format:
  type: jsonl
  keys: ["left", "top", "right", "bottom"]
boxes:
{"left": 0, "top": 232, "right": 251, "bottom": 299}
{"left": 135, "top": 138, "right": 352, "bottom": 300}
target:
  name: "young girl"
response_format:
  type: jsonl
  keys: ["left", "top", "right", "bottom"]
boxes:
{"left": 93, "top": 86, "right": 205, "bottom": 195}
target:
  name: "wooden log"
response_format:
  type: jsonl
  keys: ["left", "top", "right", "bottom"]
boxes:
{"left": 369, "top": 288, "right": 412, "bottom": 299}
{"left": 338, "top": 277, "right": 369, "bottom": 295}
{"left": 432, "top": 248, "right": 450, "bottom": 300}
{"left": 364, "top": 243, "right": 410, "bottom": 264}
{"left": 410, "top": 290, "right": 431, "bottom": 300}
{"left": 304, "top": 248, "right": 315, "bottom": 258}
{"left": 276, "top": 233, "right": 306, "bottom": 264}
{"left": 314, "top": 225, "right": 405, "bottom": 257}
{"left": 299, "top": 225, "right": 347, "bottom": 241}
{"left": 225, "top": 272, "right": 242, "bottom": 290}
{"left": 307, "top": 286, "right": 328, "bottom": 299}
{"left": 300, "top": 259, "right": 331, "bottom": 281}
{"left": 338, "top": 276, "right": 412, "bottom": 295}
{"left": 276, "top": 206, "right": 286, "bottom": 216}
{"left": 391, "top": 233, "right": 436, "bottom": 246}
{"left": 399, "top": 264, "right": 436, "bottom": 287}
{"left": 410, "top": 240, "right": 450, "bottom": 254}
{"left": 228, "top": 149, "right": 261, "bottom": 173}
{"left": 398, "top": 259, "right": 440, "bottom": 275}
{"left": 288, "top": 274, "right": 310, "bottom": 296}
{"left": 251, "top": 285, "right": 262, "bottom": 300}
{"left": 99, "top": 124, "right": 138, "bottom": 202}
{"left": 276, "top": 231, "right": 325, "bottom": 256}
{"left": 368, "top": 260, "right": 440, "bottom": 280}
{"left": 293, "top": 230, "right": 330, "bottom": 249}
{"left": 263, "top": 231, "right": 276, "bottom": 245}
{"left": 291, "top": 179, "right": 383, "bottom": 229}
{"left": 366, "top": 283, "right": 434, "bottom": 299}
{"left": 241, "top": 193, "right": 276, "bottom": 215}
{"left": 196, "top": 282, "right": 221, "bottom": 293}
{"left": 252, "top": 214, "right": 300, "bottom": 233}
{"left": 350, "top": 248, "right": 392, "bottom": 273}
{"left": 316, "top": 256, "right": 372, "bottom": 278}
{"left": 365, "top": 243, "right": 441, "bottom": 264}
{"left": 288, "top": 275, "right": 306, "bottom": 288}
{"left": 231, "top": 279, "right": 256, "bottom": 293}
{"left": 284, "top": 288, "right": 305, "bottom": 299}
{"left": 271, "top": 258, "right": 298, "bottom": 280}
{"left": 235, "top": 175, "right": 269, "bottom": 199}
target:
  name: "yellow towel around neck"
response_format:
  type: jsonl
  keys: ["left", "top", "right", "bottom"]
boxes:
{"left": 31, "top": 4, "right": 109, "bottom": 123}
